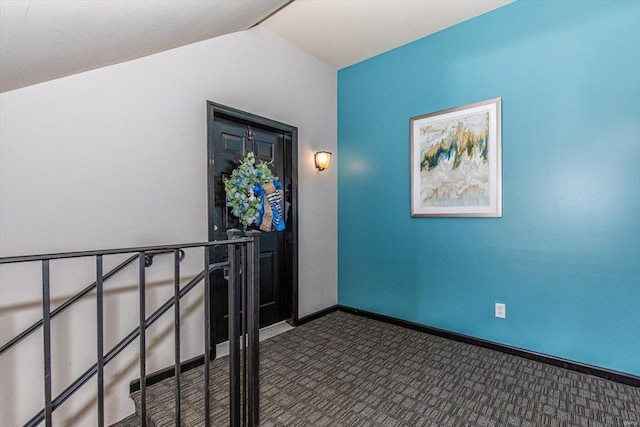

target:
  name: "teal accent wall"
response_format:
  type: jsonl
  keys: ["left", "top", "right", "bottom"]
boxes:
{"left": 338, "top": 0, "right": 640, "bottom": 376}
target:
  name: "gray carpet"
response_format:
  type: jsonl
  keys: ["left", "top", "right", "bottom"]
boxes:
{"left": 126, "top": 311, "right": 640, "bottom": 426}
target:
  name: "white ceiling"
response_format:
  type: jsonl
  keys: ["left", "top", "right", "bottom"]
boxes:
{"left": 0, "top": 0, "right": 289, "bottom": 93}
{"left": 0, "top": 0, "right": 513, "bottom": 94}
{"left": 261, "top": 0, "right": 513, "bottom": 70}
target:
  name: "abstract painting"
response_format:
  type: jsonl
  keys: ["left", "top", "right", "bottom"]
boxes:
{"left": 410, "top": 98, "right": 502, "bottom": 217}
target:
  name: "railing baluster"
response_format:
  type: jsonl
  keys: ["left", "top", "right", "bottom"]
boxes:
{"left": 227, "top": 229, "right": 242, "bottom": 427}
{"left": 42, "top": 260, "right": 53, "bottom": 427}
{"left": 203, "top": 246, "right": 211, "bottom": 427}
{"left": 96, "top": 255, "right": 105, "bottom": 427}
{"left": 245, "top": 230, "right": 261, "bottom": 426}
{"left": 241, "top": 241, "right": 248, "bottom": 426}
{"left": 174, "top": 249, "right": 181, "bottom": 426}
{"left": 139, "top": 252, "right": 147, "bottom": 427}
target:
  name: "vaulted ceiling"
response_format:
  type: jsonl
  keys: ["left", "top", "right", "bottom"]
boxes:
{"left": 0, "top": 0, "right": 513, "bottom": 93}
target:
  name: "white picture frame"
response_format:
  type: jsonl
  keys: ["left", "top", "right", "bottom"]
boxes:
{"left": 410, "top": 97, "right": 502, "bottom": 217}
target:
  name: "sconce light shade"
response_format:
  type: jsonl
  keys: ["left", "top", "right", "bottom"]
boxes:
{"left": 314, "top": 151, "right": 332, "bottom": 171}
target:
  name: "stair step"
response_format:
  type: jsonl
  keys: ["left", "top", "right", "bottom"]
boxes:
{"left": 109, "top": 413, "right": 141, "bottom": 427}
{"left": 131, "top": 358, "right": 231, "bottom": 427}
{"left": 129, "top": 322, "right": 292, "bottom": 426}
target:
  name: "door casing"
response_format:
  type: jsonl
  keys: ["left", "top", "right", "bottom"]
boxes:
{"left": 206, "top": 101, "right": 299, "bottom": 344}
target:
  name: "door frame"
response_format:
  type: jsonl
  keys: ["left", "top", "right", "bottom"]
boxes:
{"left": 206, "top": 101, "right": 299, "bottom": 337}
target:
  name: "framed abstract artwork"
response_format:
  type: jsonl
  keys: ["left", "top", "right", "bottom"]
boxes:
{"left": 410, "top": 98, "right": 502, "bottom": 217}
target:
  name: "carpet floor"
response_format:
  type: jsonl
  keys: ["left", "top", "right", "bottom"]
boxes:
{"left": 127, "top": 311, "right": 639, "bottom": 426}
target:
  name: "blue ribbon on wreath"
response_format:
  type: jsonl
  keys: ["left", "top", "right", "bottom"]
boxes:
{"left": 252, "top": 180, "right": 285, "bottom": 232}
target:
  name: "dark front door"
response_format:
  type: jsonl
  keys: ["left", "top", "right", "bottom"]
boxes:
{"left": 207, "top": 102, "right": 298, "bottom": 345}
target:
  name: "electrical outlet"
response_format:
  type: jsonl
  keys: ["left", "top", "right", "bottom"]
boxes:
{"left": 495, "top": 303, "right": 506, "bottom": 319}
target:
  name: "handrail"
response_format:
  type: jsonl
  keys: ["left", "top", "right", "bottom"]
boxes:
{"left": 0, "top": 249, "right": 185, "bottom": 356}
{"left": 23, "top": 261, "right": 226, "bottom": 427}
{"left": 0, "top": 238, "right": 251, "bottom": 264}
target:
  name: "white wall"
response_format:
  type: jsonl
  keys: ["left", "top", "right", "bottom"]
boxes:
{"left": 0, "top": 26, "right": 337, "bottom": 426}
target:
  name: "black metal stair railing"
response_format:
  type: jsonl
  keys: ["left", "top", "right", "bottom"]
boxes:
{"left": 0, "top": 229, "right": 261, "bottom": 427}
{"left": 0, "top": 248, "right": 184, "bottom": 357}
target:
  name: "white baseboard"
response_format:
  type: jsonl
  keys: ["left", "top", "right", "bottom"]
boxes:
{"left": 215, "top": 320, "right": 294, "bottom": 358}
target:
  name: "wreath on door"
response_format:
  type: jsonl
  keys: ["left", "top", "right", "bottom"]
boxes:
{"left": 223, "top": 152, "right": 285, "bottom": 231}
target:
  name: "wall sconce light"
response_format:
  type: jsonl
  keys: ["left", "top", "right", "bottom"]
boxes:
{"left": 314, "top": 151, "right": 332, "bottom": 171}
